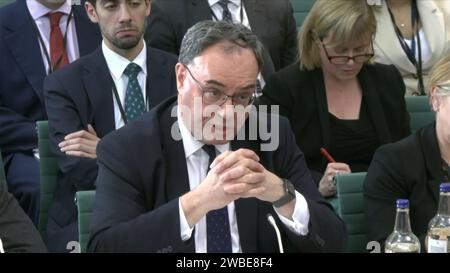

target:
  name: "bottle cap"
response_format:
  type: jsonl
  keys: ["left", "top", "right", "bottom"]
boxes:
{"left": 396, "top": 199, "right": 409, "bottom": 209}
{"left": 440, "top": 183, "right": 450, "bottom": 193}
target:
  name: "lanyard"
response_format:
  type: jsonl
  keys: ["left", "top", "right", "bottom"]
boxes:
{"left": 29, "top": 8, "right": 74, "bottom": 74}
{"left": 387, "top": 0, "right": 425, "bottom": 95}
{"left": 210, "top": 1, "right": 244, "bottom": 23}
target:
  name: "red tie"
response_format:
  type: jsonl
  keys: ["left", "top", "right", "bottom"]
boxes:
{"left": 47, "top": 12, "right": 69, "bottom": 70}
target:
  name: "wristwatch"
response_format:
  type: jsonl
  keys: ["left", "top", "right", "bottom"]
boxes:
{"left": 272, "top": 179, "right": 296, "bottom": 208}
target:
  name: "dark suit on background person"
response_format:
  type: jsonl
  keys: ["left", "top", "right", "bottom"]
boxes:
{"left": 0, "top": 168, "right": 47, "bottom": 253}
{"left": 145, "top": 0, "right": 298, "bottom": 78}
{"left": 0, "top": 0, "right": 101, "bottom": 225}
{"left": 364, "top": 122, "right": 447, "bottom": 248}
{"left": 43, "top": 45, "right": 177, "bottom": 252}
{"left": 87, "top": 97, "right": 346, "bottom": 253}
{"left": 259, "top": 63, "right": 411, "bottom": 183}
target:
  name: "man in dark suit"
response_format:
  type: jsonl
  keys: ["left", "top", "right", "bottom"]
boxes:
{"left": 43, "top": 0, "right": 177, "bottom": 252}
{"left": 88, "top": 21, "right": 345, "bottom": 253}
{"left": 0, "top": 163, "right": 47, "bottom": 253}
{"left": 145, "top": 0, "right": 298, "bottom": 85}
{"left": 0, "top": 0, "right": 101, "bottom": 226}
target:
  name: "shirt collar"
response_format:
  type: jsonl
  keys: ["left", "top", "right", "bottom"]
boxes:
{"left": 102, "top": 40, "right": 147, "bottom": 82}
{"left": 177, "top": 107, "right": 229, "bottom": 159}
{"left": 208, "top": 0, "right": 241, "bottom": 8}
{"left": 27, "top": 0, "right": 72, "bottom": 20}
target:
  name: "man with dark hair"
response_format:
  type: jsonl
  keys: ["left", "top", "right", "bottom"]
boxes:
{"left": 0, "top": 0, "right": 101, "bottom": 226}
{"left": 88, "top": 20, "right": 345, "bottom": 253}
{"left": 43, "top": 0, "right": 177, "bottom": 252}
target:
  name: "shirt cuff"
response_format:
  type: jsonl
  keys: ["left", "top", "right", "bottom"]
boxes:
{"left": 178, "top": 198, "right": 194, "bottom": 242}
{"left": 274, "top": 191, "right": 310, "bottom": 236}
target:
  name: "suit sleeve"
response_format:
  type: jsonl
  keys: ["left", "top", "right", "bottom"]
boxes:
{"left": 0, "top": 179, "right": 47, "bottom": 253}
{"left": 0, "top": 98, "right": 37, "bottom": 155}
{"left": 273, "top": 118, "right": 346, "bottom": 252}
{"left": 364, "top": 144, "right": 409, "bottom": 247}
{"left": 145, "top": 1, "right": 180, "bottom": 55}
{"left": 88, "top": 132, "right": 194, "bottom": 253}
{"left": 43, "top": 74, "right": 98, "bottom": 191}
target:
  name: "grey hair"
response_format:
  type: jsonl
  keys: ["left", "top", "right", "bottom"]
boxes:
{"left": 179, "top": 20, "right": 264, "bottom": 70}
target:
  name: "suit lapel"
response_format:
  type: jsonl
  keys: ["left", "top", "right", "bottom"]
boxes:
{"left": 160, "top": 103, "right": 191, "bottom": 200}
{"left": 146, "top": 47, "right": 173, "bottom": 109}
{"left": 231, "top": 137, "right": 259, "bottom": 253}
{"left": 243, "top": 0, "right": 275, "bottom": 78}
{"left": 312, "top": 69, "right": 331, "bottom": 151}
{"left": 189, "top": 0, "right": 213, "bottom": 25}
{"left": 243, "top": 0, "right": 263, "bottom": 34}
{"left": 358, "top": 65, "right": 391, "bottom": 144}
{"left": 82, "top": 47, "right": 115, "bottom": 136}
{"left": 3, "top": 0, "right": 46, "bottom": 102}
{"left": 373, "top": 5, "right": 415, "bottom": 72}
{"left": 417, "top": 1, "right": 445, "bottom": 69}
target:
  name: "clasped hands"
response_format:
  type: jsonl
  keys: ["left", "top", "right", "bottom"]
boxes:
{"left": 181, "top": 148, "right": 295, "bottom": 227}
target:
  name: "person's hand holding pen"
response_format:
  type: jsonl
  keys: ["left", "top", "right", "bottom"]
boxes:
{"left": 318, "top": 148, "right": 351, "bottom": 197}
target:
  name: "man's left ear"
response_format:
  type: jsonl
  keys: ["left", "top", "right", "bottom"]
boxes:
{"left": 85, "top": 1, "right": 98, "bottom": 23}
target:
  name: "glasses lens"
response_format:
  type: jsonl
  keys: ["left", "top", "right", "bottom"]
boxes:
{"left": 331, "top": 57, "right": 349, "bottom": 64}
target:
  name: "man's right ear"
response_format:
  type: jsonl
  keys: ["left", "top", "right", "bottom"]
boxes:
{"left": 175, "top": 63, "right": 187, "bottom": 93}
{"left": 85, "top": 1, "right": 99, "bottom": 23}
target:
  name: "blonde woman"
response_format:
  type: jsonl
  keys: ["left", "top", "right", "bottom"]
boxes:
{"left": 364, "top": 54, "right": 450, "bottom": 249}
{"left": 260, "top": 0, "right": 410, "bottom": 197}
{"left": 372, "top": 0, "right": 450, "bottom": 95}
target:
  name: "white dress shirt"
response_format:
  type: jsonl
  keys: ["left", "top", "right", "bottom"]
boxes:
{"left": 208, "top": 0, "right": 250, "bottom": 27}
{"left": 208, "top": 0, "right": 265, "bottom": 88}
{"left": 26, "top": 0, "right": 80, "bottom": 74}
{"left": 177, "top": 108, "right": 310, "bottom": 253}
{"left": 102, "top": 41, "right": 148, "bottom": 129}
{"left": 404, "top": 29, "right": 432, "bottom": 65}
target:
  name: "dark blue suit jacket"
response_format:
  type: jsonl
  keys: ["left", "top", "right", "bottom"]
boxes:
{"left": 88, "top": 97, "right": 346, "bottom": 253}
{"left": 43, "top": 45, "right": 178, "bottom": 252}
{"left": 0, "top": 0, "right": 101, "bottom": 157}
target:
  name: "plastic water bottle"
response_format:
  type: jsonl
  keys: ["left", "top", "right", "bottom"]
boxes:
{"left": 427, "top": 183, "right": 450, "bottom": 253}
{"left": 385, "top": 199, "right": 421, "bottom": 253}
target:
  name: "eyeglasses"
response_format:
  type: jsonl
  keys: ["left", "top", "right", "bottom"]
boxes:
{"left": 320, "top": 39, "right": 374, "bottom": 65}
{"left": 183, "top": 64, "right": 256, "bottom": 106}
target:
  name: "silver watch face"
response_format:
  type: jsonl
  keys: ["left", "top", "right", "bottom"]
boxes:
{"left": 286, "top": 180, "right": 295, "bottom": 196}
{"left": 273, "top": 179, "right": 295, "bottom": 208}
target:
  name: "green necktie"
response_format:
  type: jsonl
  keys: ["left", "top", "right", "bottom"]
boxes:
{"left": 123, "top": 63, "right": 145, "bottom": 122}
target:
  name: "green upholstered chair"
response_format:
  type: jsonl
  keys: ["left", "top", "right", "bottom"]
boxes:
{"left": 290, "top": 0, "right": 315, "bottom": 29}
{"left": 405, "top": 96, "right": 435, "bottom": 132}
{"left": 335, "top": 172, "right": 368, "bottom": 253}
{"left": 37, "top": 120, "right": 59, "bottom": 242}
{"left": 76, "top": 190, "right": 96, "bottom": 253}
{"left": 0, "top": 0, "right": 15, "bottom": 8}
{"left": 0, "top": 150, "right": 6, "bottom": 189}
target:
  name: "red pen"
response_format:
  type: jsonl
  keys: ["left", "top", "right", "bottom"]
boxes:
{"left": 320, "top": 147, "right": 336, "bottom": 163}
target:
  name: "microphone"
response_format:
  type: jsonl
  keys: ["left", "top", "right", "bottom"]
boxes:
{"left": 0, "top": 238, "right": 4, "bottom": 253}
{"left": 266, "top": 213, "right": 284, "bottom": 253}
